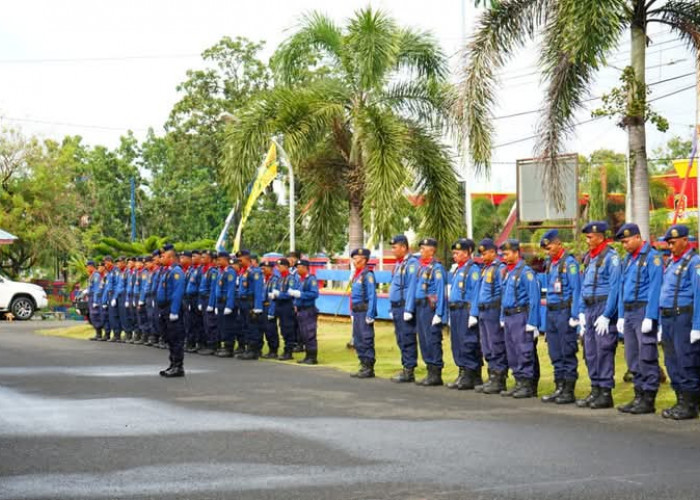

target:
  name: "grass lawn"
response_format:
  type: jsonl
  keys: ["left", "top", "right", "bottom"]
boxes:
{"left": 39, "top": 317, "right": 676, "bottom": 408}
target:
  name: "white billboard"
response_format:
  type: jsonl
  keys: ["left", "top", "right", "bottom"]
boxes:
{"left": 517, "top": 155, "right": 578, "bottom": 222}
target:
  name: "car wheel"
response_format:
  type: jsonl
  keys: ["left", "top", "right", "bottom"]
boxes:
{"left": 11, "top": 296, "right": 35, "bottom": 320}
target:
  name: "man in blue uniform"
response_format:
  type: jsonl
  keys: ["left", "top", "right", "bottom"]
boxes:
{"left": 615, "top": 223, "right": 664, "bottom": 414}
{"left": 499, "top": 239, "right": 540, "bottom": 398}
{"left": 658, "top": 224, "right": 700, "bottom": 420}
{"left": 184, "top": 250, "right": 204, "bottom": 352}
{"left": 287, "top": 251, "right": 305, "bottom": 353}
{"left": 272, "top": 258, "right": 299, "bottom": 360}
{"left": 470, "top": 238, "right": 507, "bottom": 394}
{"left": 124, "top": 257, "right": 137, "bottom": 343}
{"left": 350, "top": 248, "right": 378, "bottom": 378}
{"left": 96, "top": 261, "right": 111, "bottom": 341}
{"left": 577, "top": 221, "right": 621, "bottom": 409}
{"left": 213, "top": 251, "right": 237, "bottom": 358}
{"left": 388, "top": 235, "right": 419, "bottom": 383}
{"left": 115, "top": 256, "right": 132, "bottom": 343}
{"left": 102, "top": 256, "right": 122, "bottom": 342}
{"left": 413, "top": 238, "right": 447, "bottom": 386}
{"left": 134, "top": 256, "right": 151, "bottom": 345}
{"left": 155, "top": 251, "right": 171, "bottom": 350}
{"left": 261, "top": 261, "right": 280, "bottom": 359}
{"left": 198, "top": 251, "right": 218, "bottom": 355}
{"left": 86, "top": 260, "right": 103, "bottom": 341}
{"left": 539, "top": 229, "right": 581, "bottom": 404}
{"left": 144, "top": 251, "right": 161, "bottom": 346}
{"left": 236, "top": 250, "right": 264, "bottom": 360}
{"left": 157, "top": 244, "right": 186, "bottom": 378}
{"left": 447, "top": 238, "right": 483, "bottom": 390}
{"left": 130, "top": 258, "right": 145, "bottom": 344}
{"left": 289, "top": 259, "right": 320, "bottom": 365}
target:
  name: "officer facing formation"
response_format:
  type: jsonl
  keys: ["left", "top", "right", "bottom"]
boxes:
{"left": 349, "top": 248, "right": 378, "bottom": 378}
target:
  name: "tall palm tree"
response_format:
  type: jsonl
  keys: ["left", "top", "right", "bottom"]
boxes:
{"left": 221, "top": 8, "right": 463, "bottom": 251}
{"left": 458, "top": 0, "right": 700, "bottom": 238}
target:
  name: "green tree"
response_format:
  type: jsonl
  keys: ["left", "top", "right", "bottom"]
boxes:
{"left": 222, "top": 8, "right": 463, "bottom": 252}
{"left": 459, "top": 0, "right": 700, "bottom": 239}
{"left": 650, "top": 135, "right": 693, "bottom": 174}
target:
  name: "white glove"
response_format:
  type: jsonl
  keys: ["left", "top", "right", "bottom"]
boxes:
{"left": 691, "top": 330, "right": 700, "bottom": 344}
{"left": 388, "top": 311, "right": 393, "bottom": 320}
{"left": 253, "top": 309, "right": 263, "bottom": 314}
{"left": 594, "top": 316, "right": 610, "bottom": 336}
{"left": 568, "top": 317, "right": 579, "bottom": 328}
{"left": 500, "top": 320, "right": 505, "bottom": 328}
{"left": 289, "top": 289, "right": 301, "bottom": 298}
{"left": 111, "top": 299, "right": 116, "bottom": 307}
{"left": 267, "top": 315, "right": 275, "bottom": 321}
{"left": 616, "top": 318, "right": 624, "bottom": 334}
{"left": 641, "top": 318, "right": 653, "bottom": 334}
{"left": 432, "top": 315, "right": 442, "bottom": 326}
{"left": 198, "top": 304, "right": 203, "bottom": 311}
{"left": 468, "top": 316, "right": 478, "bottom": 328}
{"left": 206, "top": 305, "right": 213, "bottom": 312}
{"left": 92, "top": 303, "right": 98, "bottom": 308}
{"left": 138, "top": 300, "right": 145, "bottom": 307}
{"left": 268, "top": 292, "right": 275, "bottom": 300}
{"left": 449, "top": 263, "right": 458, "bottom": 273}
{"left": 102, "top": 304, "right": 108, "bottom": 309}
{"left": 525, "top": 324, "right": 536, "bottom": 332}
{"left": 365, "top": 316, "right": 374, "bottom": 325}
{"left": 403, "top": 312, "right": 413, "bottom": 322}
{"left": 125, "top": 302, "right": 130, "bottom": 308}
{"left": 169, "top": 313, "right": 178, "bottom": 321}
{"left": 533, "top": 329, "right": 539, "bottom": 339}
{"left": 224, "top": 307, "right": 232, "bottom": 315}
{"left": 579, "top": 313, "right": 586, "bottom": 328}
{"left": 658, "top": 326, "right": 663, "bottom": 343}
{"left": 272, "top": 289, "right": 280, "bottom": 298}
{"left": 214, "top": 308, "right": 218, "bottom": 314}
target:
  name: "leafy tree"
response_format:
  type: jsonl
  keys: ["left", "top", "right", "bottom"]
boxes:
{"left": 459, "top": 0, "right": 700, "bottom": 239}
{"left": 650, "top": 135, "right": 693, "bottom": 174}
{"left": 222, "top": 8, "right": 463, "bottom": 253}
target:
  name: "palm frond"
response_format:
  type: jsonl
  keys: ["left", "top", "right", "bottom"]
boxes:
{"left": 648, "top": 1, "right": 700, "bottom": 57}
{"left": 380, "top": 79, "right": 456, "bottom": 131}
{"left": 346, "top": 7, "right": 398, "bottom": 90}
{"left": 395, "top": 28, "right": 448, "bottom": 80}
{"left": 455, "top": 0, "right": 551, "bottom": 176}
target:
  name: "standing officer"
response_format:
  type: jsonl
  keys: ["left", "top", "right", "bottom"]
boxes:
{"left": 86, "top": 260, "right": 103, "bottom": 341}
{"left": 97, "top": 260, "right": 112, "bottom": 341}
{"left": 539, "top": 230, "right": 581, "bottom": 404}
{"left": 577, "top": 221, "right": 621, "bottom": 410}
{"left": 155, "top": 249, "right": 172, "bottom": 350}
{"left": 349, "top": 248, "right": 377, "bottom": 378}
{"left": 134, "top": 256, "right": 151, "bottom": 345}
{"left": 272, "top": 258, "right": 299, "bottom": 360}
{"left": 115, "top": 256, "right": 132, "bottom": 343}
{"left": 286, "top": 250, "right": 305, "bottom": 353}
{"left": 198, "top": 251, "right": 218, "bottom": 355}
{"left": 179, "top": 251, "right": 194, "bottom": 351}
{"left": 145, "top": 250, "right": 161, "bottom": 346}
{"left": 185, "top": 251, "right": 204, "bottom": 352}
{"left": 130, "top": 258, "right": 145, "bottom": 344}
{"left": 102, "top": 256, "right": 122, "bottom": 342}
{"left": 615, "top": 223, "right": 663, "bottom": 414}
{"left": 157, "top": 244, "right": 186, "bottom": 378}
{"left": 236, "top": 250, "right": 264, "bottom": 360}
{"left": 658, "top": 224, "right": 700, "bottom": 420}
{"left": 124, "top": 257, "right": 137, "bottom": 343}
{"left": 261, "top": 261, "right": 280, "bottom": 358}
{"left": 388, "top": 235, "right": 419, "bottom": 383}
{"left": 470, "top": 238, "right": 507, "bottom": 394}
{"left": 499, "top": 239, "right": 540, "bottom": 398}
{"left": 447, "top": 238, "right": 483, "bottom": 390}
{"left": 212, "top": 251, "right": 235, "bottom": 357}
{"left": 413, "top": 238, "right": 447, "bottom": 386}
{"left": 289, "top": 259, "right": 320, "bottom": 364}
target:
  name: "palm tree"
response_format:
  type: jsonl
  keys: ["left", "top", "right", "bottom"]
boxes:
{"left": 458, "top": 0, "right": 700, "bottom": 238}
{"left": 221, "top": 8, "right": 463, "bottom": 251}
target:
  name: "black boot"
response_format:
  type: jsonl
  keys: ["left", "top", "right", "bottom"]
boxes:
{"left": 185, "top": 341, "right": 197, "bottom": 353}
{"left": 542, "top": 379, "right": 564, "bottom": 403}
{"left": 351, "top": 359, "right": 375, "bottom": 378}
{"left": 197, "top": 344, "right": 215, "bottom": 355}
{"left": 590, "top": 387, "right": 614, "bottom": 409}
{"left": 447, "top": 368, "right": 466, "bottom": 389}
{"left": 100, "top": 332, "right": 110, "bottom": 341}
{"left": 145, "top": 335, "right": 155, "bottom": 346}
{"left": 215, "top": 342, "right": 234, "bottom": 358}
{"left": 262, "top": 349, "right": 278, "bottom": 359}
{"left": 233, "top": 342, "right": 246, "bottom": 357}
{"left": 278, "top": 349, "right": 294, "bottom": 361}
{"left": 629, "top": 390, "right": 657, "bottom": 415}
{"left": 670, "top": 392, "right": 700, "bottom": 420}
{"left": 163, "top": 362, "right": 185, "bottom": 378}
{"left": 416, "top": 364, "right": 443, "bottom": 386}
{"left": 483, "top": 371, "right": 507, "bottom": 395}
{"left": 159, "top": 361, "right": 174, "bottom": 377}
{"left": 109, "top": 332, "right": 121, "bottom": 343}
{"left": 298, "top": 350, "right": 318, "bottom": 365}
{"left": 391, "top": 367, "right": 415, "bottom": 383}
{"left": 455, "top": 368, "right": 481, "bottom": 390}
{"left": 158, "top": 338, "right": 167, "bottom": 349}
{"left": 474, "top": 369, "right": 492, "bottom": 393}
{"left": 240, "top": 348, "right": 261, "bottom": 360}
{"left": 500, "top": 379, "right": 521, "bottom": 397}
{"left": 125, "top": 332, "right": 133, "bottom": 344}
{"left": 89, "top": 330, "right": 102, "bottom": 341}
{"left": 662, "top": 391, "right": 684, "bottom": 419}
{"left": 576, "top": 386, "right": 600, "bottom": 408}
{"left": 617, "top": 386, "right": 642, "bottom": 413}
{"left": 133, "top": 332, "right": 144, "bottom": 345}
{"left": 555, "top": 380, "right": 577, "bottom": 404}
{"left": 513, "top": 379, "right": 535, "bottom": 399}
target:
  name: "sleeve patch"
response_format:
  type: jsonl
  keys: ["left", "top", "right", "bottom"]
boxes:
{"left": 367, "top": 274, "right": 375, "bottom": 284}
{"left": 408, "top": 265, "right": 416, "bottom": 273}
{"left": 173, "top": 274, "right": 180, "bottom": 280}
{"left": 254, "top": 272, "right": 260, "bottom": 280}
{"left": 435, "top": 271, "right": 442, "bottom": 280}
{"left": 611, "top": 255, "right": 619, "bottom": 267}
{"left": 471, "top": 271, "right": 479, "bottom": 281}
{"left": 228, "top": 275, "right": 234, "bottom": 281}
{"left": 526, "top": 271, "right": 533, "bottom": 281}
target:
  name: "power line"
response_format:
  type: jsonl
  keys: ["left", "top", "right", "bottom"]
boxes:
{"left": 0, "top": 116, "right": 150, "bottom": 132}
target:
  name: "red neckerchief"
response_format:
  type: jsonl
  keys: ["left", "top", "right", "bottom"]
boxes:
{"left": 280, "top": 269, "right": 290, "bottom": 278}
{"left": 419, "top": 257, "right": 432, "bottom": 267}
{"left": 238, "top": 265, "right": 248, "bottom": 276}
{"left": 353, "top": 267, "right": 364, "bottom": 280}
{"left": 631, "top": 242, "right": 645, "bottom": 260}
{"left": 264, "top": 273, "right": 272, "bottom": 283}
{"left": 201, "top": 264, "right": 211, "bottom": 273}
{"left": 298, "top": 271, "right": 308, "bottom": 280}
{"left": 551, "top": 248, "right": 565, "bottom": 265}
{"left": 219, "top": 265, "right": 227, "bottom": 271}
{"left": 589, "top": 240, "right": 610, "bottom": 258}
{"left": 672, "top": 247, "right": 692, "bottom": 263}
{"left": 506, "top": 258, "right": 520, "bottom": 272}
{"left": 457, "top": 261, "right": 466, "bottom": 269}
{"left": 182, "top": 263, "right": 190, "bottom": 271}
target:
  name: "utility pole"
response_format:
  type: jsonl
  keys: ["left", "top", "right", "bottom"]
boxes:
{"left": 696, "top": 54, "right": 700, "bottom": 237}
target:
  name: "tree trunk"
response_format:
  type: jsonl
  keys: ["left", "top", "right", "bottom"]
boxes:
{"left": 628, "top": 18, "right": 650, "bottom": 239}
{"left": 348, "top": 198, "right": 364, "bottom": 250}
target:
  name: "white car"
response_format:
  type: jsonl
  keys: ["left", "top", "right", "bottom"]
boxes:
{"left": 0, "top": 271, "right": 49, "bottom": 320}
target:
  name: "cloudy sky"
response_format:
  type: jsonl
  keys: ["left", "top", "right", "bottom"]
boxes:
{"left": 0, "top": 0, "right": 696, "bottom": 192}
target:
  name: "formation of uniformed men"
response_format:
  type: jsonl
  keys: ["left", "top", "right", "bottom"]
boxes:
{"left": 86, "top": 248, "right": 321, "bottom": 377}
{"left": 84, "top": 221, "right": 699, "bottom": 420}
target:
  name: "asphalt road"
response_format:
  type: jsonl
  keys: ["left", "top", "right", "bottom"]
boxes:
{"left": 2, "top": 321, "right": 700, "bottom": 500}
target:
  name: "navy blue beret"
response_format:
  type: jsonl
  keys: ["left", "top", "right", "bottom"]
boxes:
{"left": 540, "top": 229, "right": 559, "bottom": 248}
{"left": 451, "top": 238, "right": 475, "bottom": 252}
{"left": 419, "top": 237, "right": 438, "bottom": 247}
{"left": 664, "top": 224, "right": 689, "bottom": 240}
{"left": 351, "top": 248, "right": 371, "bottom": 258}
{"left": 499, "top": 239, "right": 520, "bottom": 251}
{"left": 615, "top": 223, "right": 640, "bottom": 240}
{"left": 390, "top": 234, "right": 409, "bottom": 246}
{"left": 582, "top": 221, "right": 608, "bottom": 234}
{"left": 217, "top": 251, "right": 230, "bottom": 259}
{"left": 478, "top": 238, "right": 496, "bottom": 252}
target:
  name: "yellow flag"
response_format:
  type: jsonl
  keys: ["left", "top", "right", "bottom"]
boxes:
{"left": 233, "top": 143, "right": 278, "bottom": 252}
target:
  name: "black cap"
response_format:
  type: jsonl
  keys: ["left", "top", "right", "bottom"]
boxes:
{"left": 236, "top": 249, "right": 251, "bottom": 258}
{"left": 162, "top": 243, "right": 175, "bottom": 252}
{"left": 297, "top": 259, "right": 311, "bottom": 267}
{"left": 277, "top": 258, "right": 290, "bottom": 267}
{"left": 260, "top": 261, "right": 275, "bottom": 268}
{"left": 499, "top": 239, "right": 520, "bottom": 251}
{"left": 86, "top": 259, "right": 96, "bottom": 267}
{"left": 350, "top": 248, "right": 371, "bottom": 258}
{"left": 419, "top": 237, "right": 438, "bottom": 247}
{"left": 390, "top": 234, "right": 409, "bottom": 246}
{"left": 287, "top": 251, "right": 300, "bottom": 259}
{"left": 451, "top": 238, "right": 475, "bottom": 252}
{"left": 181, "top": 250, "right": 193, "bottom": 258}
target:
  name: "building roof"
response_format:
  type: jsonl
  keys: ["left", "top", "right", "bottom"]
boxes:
{"left": 0, "top": 229, "right": 18, "bottom": 245}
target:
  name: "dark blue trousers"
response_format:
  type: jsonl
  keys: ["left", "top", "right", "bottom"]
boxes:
{"left": 108, "top": 304, "right": 121, "bottom": 335}
{"left": 276, "top": 300, "right": 296, "bottom": 352}
{"left": 449, "top": 307, "right": 482, "bottom": 371}
{"left": 624, "top": 305, "right": 660, "bottom": 391}
{"left": 392, "top": 305, "right": 418, "bottom": 368}
{"left": 583, "top": 302, "right": 618, "bottom": 388}
{"left": 262, "top": 304, "right": 279, "bottom": 352}
{"left": 478, "top": 308, "right": 507, "bottom": 372}
{"left": 240, "top": 302, "right": 262, "bottom": 349}
{"left": 166, "top": 315, "right": 185, "bottom": 364}
{"left": 203, "top": 309, "right": 218, "bottom": 347}
{"left": 89, "top": 304, "right": 104, "bottom": 332}
{"left": 661, "top": 311, "right": 700, "bottom": 393}
{"left": 545, "top": 308, "right": 579, "bottom": 381}
{"left": 136, "top": 305, "right": 148, "bottom": 334}
{"left": 504, "top": 311, "right": 535, "bottom": 379}
{"left": 415, "top": 303, "right": 443, "bottom": 367}
{"left": 118, "top": 300, "right": 132, "bottom": 334}
{"left": 297, "top": 307, "right": 318, "bottom": 351}
{"left": 352, "top": 311, "right": 375, "bottom": 362}
{"left": 146, "top": 299, "right": 158, "bottom": 338}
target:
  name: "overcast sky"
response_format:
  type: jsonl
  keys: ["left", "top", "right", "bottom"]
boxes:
{"left": 0, "top": 0, "right": 696, "bottom": 192}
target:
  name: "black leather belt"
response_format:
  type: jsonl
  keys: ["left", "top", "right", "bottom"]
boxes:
{"left": 661, "top": 306, "right": 693, "bottom": 317}
{"left": 391, "top": 300, "right": 405, "bottom": 308}
{"left": 297, "top": 305, "right": 315, "bottom": 311}
{"left": 478, "top": 301, "right": 501, "bottom": 311}
{"left": 352, "top": 303, "right": 368, "bottom": 313}
{"left": 504, "top": 306, "right": 528, "bottom": 316}
{"left": 583, "top": 296, "right": 607, "bottom": 306}
{"left": 624, "top": 301, "right": 647, "bottom": 312}
{"left": 449, "top": 302, "right": 470, "bottom": 311}
{"left": 547, "top": 301, "right": 571, "bottom": 311}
